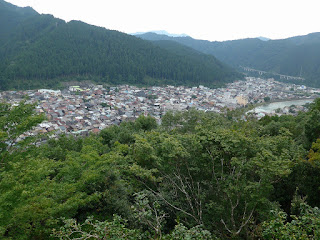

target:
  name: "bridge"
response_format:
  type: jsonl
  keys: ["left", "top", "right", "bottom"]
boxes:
{"left": 240, "top": 66, "right": 305, "bottom": 81}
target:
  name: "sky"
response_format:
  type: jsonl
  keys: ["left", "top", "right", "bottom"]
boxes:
{"left": 5, "top": 0, "right": 320, "bottom": 42}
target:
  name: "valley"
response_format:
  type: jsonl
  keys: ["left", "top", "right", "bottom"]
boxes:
{"left": 1, "top": 77, "right": 317, "bottom": 138}
{"left": 1, "top": 1, "right": 320, "bottom": 239}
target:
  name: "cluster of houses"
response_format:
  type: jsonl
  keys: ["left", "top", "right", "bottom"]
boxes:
{"left": 0, "top": 77, "right": 319, "bottom": 138}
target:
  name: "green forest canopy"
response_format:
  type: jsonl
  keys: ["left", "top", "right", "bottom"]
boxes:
{"left": 1, "top": 100, "right": 320, "bottom": 239}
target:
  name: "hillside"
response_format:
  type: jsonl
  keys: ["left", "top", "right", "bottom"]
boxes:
{"left": 136, "top": 32, "right": 320, "bottom": 87}
{"left": 0, "top": 0, "right": 37, "bottom": 44}
{"left": 0, "top": 0, "right": 242, "bottom": 90}
{"left": 151, "top": 40, "right": 239, "bottom": 82}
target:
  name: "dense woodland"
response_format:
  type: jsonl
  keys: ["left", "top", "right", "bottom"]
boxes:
{"left": 0, "top": 0, "right": 37, "bottom": 44}
{"left": 0, "top": 0, "right": 241, "bottom": 91}
{"left": 137, "top": 32, "right": 320, "bottom": 87}
{"left": 1, "top": 100, "right": 320, "bottom": 239}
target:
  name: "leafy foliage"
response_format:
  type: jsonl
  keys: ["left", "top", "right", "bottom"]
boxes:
{"left": 262, "top": 198, "right": 320, "bottom": 239}
{"left": 1, "top": 101, "right": 320, "bottom": 239}
{"left": 52, "top": 215, "right": 142, "bottom": 240}
{"left": 53, "top": 215, "right": 215, "bottom": 240}
{"left": 0, "top": 101, "right": 45, "bottom": 165}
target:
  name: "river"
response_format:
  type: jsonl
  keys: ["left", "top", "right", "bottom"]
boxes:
{"left": 251, "top": 98, "right": 315, "bottom": 114}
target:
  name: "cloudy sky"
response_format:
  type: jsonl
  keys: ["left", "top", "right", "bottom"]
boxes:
{"left": 5, "top": 0, "right": 320, "bottom": 41}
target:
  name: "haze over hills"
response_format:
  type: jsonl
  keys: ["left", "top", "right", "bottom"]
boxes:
{"left": 136, "top": 32, "right": 320, "bottom": 87}
{"left": 0, "top": 0, "right": 242, "bottom": 90}
{"left": 132, "top": 30, "right": 189, "bottom": 38}
{"left": 257, "top": 37, "right": 270, "bottom": 41}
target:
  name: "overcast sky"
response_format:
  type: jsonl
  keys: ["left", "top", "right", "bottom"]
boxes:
{"left": 5, "top": 0, "right": 320, "bottom": 41}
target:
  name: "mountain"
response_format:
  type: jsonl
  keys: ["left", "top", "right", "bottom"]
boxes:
{"left": 257, "top": 37, "right": 270, "bottom": 41}
{"left": 136, "top": 32, "right": 320, "bottom": 87}
{"left": 132, "top": 30, "right": 189, "bottom": 38}
{"left": 0, "top": 0, "right": 37, "bottom": 43}
{"left": 0, "top": 1, "right": 241, "bottom": 90}
{"left": 151, "top": 40, "right": 238, "bottom": 82}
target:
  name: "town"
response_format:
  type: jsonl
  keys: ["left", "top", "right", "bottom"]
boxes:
{"left": 0, "top": 77, "right": 319, "bottom": 138}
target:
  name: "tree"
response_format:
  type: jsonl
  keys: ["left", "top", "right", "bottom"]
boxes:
{"left": 134, "top": 115, "right": 157, "bottom": 132}
{"left": 132, "top": 110, "right": 304, "bottom": 238}
{"left": 1, "top": 105, "right": 318, "bottom": 239}
{"left": 164, "top": 223, "right": 214, "bottom": 240}
{"left": 132, "top": 190, "right": 167, "bottom": 239}
{"left": 264, "top": 96, "right": 271, "bottom": 102}
{"left": 52, "top": 215, "right": 142, "bottom": 240}
{"left": 307, "top": 138, "right": 320, "bottom": 167}
{"left": 0, "top": 101, "right": 45, "bottom": 166}
{"left": 262, "top": 197, "right": 320, "bottom": 239}
{"left": 53, "top": 215, "right": 215, "bottom": 240}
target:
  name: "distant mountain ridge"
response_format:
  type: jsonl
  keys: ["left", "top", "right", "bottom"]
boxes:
{"left": 132, "top": 30, "right": 189, "bottom": 38}
{"left": 257, "top": 37, "right": 270, "bottom": 41}
{"left": 0, "top": 0, "right": 242, "bottom": 90}
{"left": 136, "top": 32, "right": 320, "bottom": 87}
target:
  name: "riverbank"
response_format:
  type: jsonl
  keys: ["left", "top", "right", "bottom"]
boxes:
{"left": 248, "top": 98, "right": 316, "bottom": 116}
{"left": 266, "top": 96, "right": 318, "bottom": 104}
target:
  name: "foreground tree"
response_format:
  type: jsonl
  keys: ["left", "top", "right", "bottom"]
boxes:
{"left": 52, "top": 215, "right": 142, "bottom": 240}
{"left": 0, "top": 107, "right": 315, "bottom": 239}
{"left": 53, "top": 215, "right": 215, "bottom": 240}
{"left": 262, "top": 196, "right": 320, "bottom": 239}
{"left": 0, "top": 101, "right": 45, "bottom": 166}
{"left": 132, "top": 113, "right": 304, "bottom": 238}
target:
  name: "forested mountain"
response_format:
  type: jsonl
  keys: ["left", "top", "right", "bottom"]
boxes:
{"left": 0, "top": 0, "right": 37, "bottom": 44}
{"left": 151, "top": 40, "right": 238, "bottom": 82}
{"left": 0, "top": 0, "right": 242, "bottom": 90}
{"left": 136, "top": 32, "right": 320, "bottom": 87}
{"left": 132, "top": 30, "right": 189, "bottom": 37}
